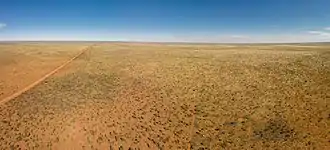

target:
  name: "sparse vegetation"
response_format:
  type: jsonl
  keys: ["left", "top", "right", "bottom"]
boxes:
{"left": 0, "top": 43, "right": 329, "bottom": 149}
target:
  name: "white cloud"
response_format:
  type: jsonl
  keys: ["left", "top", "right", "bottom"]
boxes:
{"left": 0, "top": 23, "right": 6, "bottom": 29}
{"left": 1, "top": 26, "right": 330, "bottom": 43}
{"left": 324, "top": 27, "right": 330, "bottom": 31}
{"left": 230, "top": 35, "right": 249, "bottom": 39}
{"left": 308, "top": 31, "right": 323, "bottom": 34}
{"left": 1, "top": 33, "right": 329, "bottom": 43}
{"left": 307, "top": 30, "right": 330, "bottom": 37}
{"left": 171, "top": 32, "right": 330, "bottom": 43}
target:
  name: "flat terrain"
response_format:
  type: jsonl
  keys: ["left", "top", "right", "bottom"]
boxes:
{"left": 0, "top": 42, "right": 92, "bottom": 100}
{"left": 0, "top": 43, "right": 329, "bottom": 149}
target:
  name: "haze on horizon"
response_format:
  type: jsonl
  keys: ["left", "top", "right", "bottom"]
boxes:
{"left": 0, "top": 0, "right": 330, "bottom": 43}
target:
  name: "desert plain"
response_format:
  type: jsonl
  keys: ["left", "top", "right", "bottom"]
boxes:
{"left": 0, "top": 42, "right": 329, "bottom": 149}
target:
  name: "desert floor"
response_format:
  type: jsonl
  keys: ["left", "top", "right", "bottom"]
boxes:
{"left": 0, "top": 43, "right": 329, "bottom": 149}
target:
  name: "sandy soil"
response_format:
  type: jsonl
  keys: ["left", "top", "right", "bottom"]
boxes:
{"left": 0, "top": 43, "right": 92, "bottom": 100}
{"left": 0, "top": 43, "right": 329, "bottom": 149}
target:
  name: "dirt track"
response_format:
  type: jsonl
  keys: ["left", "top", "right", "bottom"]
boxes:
{"left": 0, "top": 43, "right": 329, "bottom": 149}
{"left": 0, "top": 44, "right": 94, "bottom": 105}
{"left": 0, "top": 43, "right": 92, "bottom": 101}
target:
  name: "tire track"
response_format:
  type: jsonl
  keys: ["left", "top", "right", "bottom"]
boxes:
{"left": 0, "top": 44, "right": 97, "bottom": 105}
{"left": 188, "top": 102, "right": 197, "bottom": 150}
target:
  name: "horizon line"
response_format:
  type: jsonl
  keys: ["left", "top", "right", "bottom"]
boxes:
{"left": 1, "top": 40, "right": 330, "bottom": 45}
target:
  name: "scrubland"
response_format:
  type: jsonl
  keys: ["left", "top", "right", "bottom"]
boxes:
{"left": 0, "top": 43, "right": 329, "bottom": 149}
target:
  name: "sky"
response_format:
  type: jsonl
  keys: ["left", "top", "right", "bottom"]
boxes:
{"left": 0, "top": 0, "right": 330, "bottom": 43}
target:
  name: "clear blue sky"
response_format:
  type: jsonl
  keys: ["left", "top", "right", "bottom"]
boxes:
{"left": 0, "top": 0, "right": 330, "bottom": 43}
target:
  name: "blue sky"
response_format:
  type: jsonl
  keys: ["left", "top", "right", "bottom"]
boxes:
{"left": 0, "top": 0, "right": 330, "bottom": 43}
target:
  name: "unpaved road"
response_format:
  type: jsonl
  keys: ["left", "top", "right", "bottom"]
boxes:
{"left": 0, "top": 43, "right": 92, "bottom": 100}
{"left": 0, "top": 43, "right": 329, "bottom": 149}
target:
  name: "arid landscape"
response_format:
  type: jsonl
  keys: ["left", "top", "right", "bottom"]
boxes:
{"left": 0, "top": 42, "right": 329, "bottom": 149}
